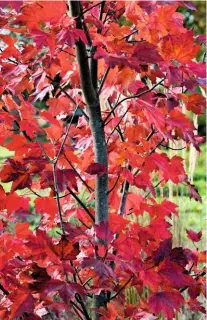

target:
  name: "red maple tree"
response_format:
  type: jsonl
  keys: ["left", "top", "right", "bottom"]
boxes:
{"left": 0, "top": 1, "right": 205, "bottom": 319}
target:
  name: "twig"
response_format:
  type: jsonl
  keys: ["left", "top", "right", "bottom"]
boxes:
{"left": 37, "top": 140, "right": 53, "bottom": 163}
{"left": 46, "top": 75, "right": 89, "bottom": 121}
{"left": 180, "top": 271, "right": 206, "bottom": 293}
{"left": 118, "top": 177, "right": 130, "bottom": 216}
{"left": 149, "top": 138, "right": 165, "bottom": 155}
{"left": 107, "top": 99, "right": 124, "bottom": 141}
{"left": 79, "top": 1, "right": 103, "bottom": 17}
{"left": 106, "top": 106, "right": 130, "bottom": 144}
{"left": 67, "top": 186, "right": 95, "bottom": 222}
{"left": 122, "top": 29, "right": 138, "bottom": 41}
{"left": 161, "top": 144, "right": 186, "bottom": 151}
{"left": 83, "top": 277, "right": 93, "bottom": 287}
{"left": 46, "top": 308, "right": 57, "bottom": 320}
{"left": 109, "top": 275, "right": 134, "bottom": 301}
{"left": 146, "top": 127, "right": 156, "bottom": 141}
{"left": 134, "top": 138, "right": 165, "bottom": 177}
{"left": 144, "top": 179, "right": 164, "bottom": 198}
{"left": 63, "top": 152, "right": 94, "bottom": 193}
{"left": 46, "top": 75, "right": 76, "bottom": 105}
{"left": 54, "top": 105, "right": 79, "bottom": 164}
{"left": 75, "top": 294, "right": 92, "bottom": 320}
{"left": 0, "top": 283, "right": 9, "bottom": 295}
{"left": 104, "top": 77, "right": 165, "bottom": 125}
{"left": 53, "top": 165, "right": 65, "bottom": 235}
{"left": 108, "top": 172, "right": 121, "bottom": 194}
{"left": 70, "top": 301, "right": 85, "bottom": 320}
{"left": 98, "top": 66, "right": 110, "bottom": 95}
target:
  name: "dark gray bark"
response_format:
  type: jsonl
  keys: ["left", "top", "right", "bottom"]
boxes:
{"left": 69, "top": 1, "right": 108, "bottom": 318}
{"left": 69, "top": 1, "right": 108, "bottom": 225}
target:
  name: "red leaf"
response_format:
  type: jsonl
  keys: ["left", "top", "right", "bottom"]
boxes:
{"left": 132, "top": 42, "right": 163, "bottom": 64}
{"left": 81, "top": 258, "right": 116, "bottom": 279}
{"left": 109, "top": 213, "right": 129, "bottom": 233}
{"left": 158, "top": 259, "right": 193, "bottom": 289}
{"left": 41, "top": 280, "right": 84, "bottom": 302}
{"left": 9, "top": 291, "right": 34, "bottom": 320}
{"left": 170, "top": 247, "right": 188, "bottom": 267}
{"left": 153, "top": 238, "right": 172, "bottom": 266}
{"left": 187, "top": 183, "right": 202, "bottom": 202}
{"left": 40, "top": 169, "right": 77, "bottom": 192}
{"left": 86, "top": 163, "right": 107, "bottom": 177}
{"left": 35, "top": 197, "right": 57, "bottom": 217}
{"left": 149, "top": 291, "right": 184, "bottom": 320}
{"left": 186, "top": 229, "right": 202, "bottom": 242}
{"left": 15, "top": 222, "right": 33, "bottom": 239}
{"left": 160, "top": 31, "right": 200, "bottom": 63}
{"left": 94, "top": 221, "right": 114, "bottom": 244}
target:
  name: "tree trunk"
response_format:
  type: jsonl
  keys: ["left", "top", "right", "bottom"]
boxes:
{"left": 69, "top": 1, "right": 108, "bottom": 317}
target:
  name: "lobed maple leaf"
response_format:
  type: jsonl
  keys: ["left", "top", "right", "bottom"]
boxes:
{"left": 9, "top": 290, "right": 34, "bottom": 320}
{"left": 186, "top": 229, "right": 202, "bottom": 242}
{"left": 149, "top": 291, "right": 184, "bottom": 320}
{"left": 0, "top": 1, "right": 204, "bottom": 319}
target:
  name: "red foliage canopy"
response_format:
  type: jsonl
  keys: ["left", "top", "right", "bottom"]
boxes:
{"left": 0, "top": 1, "right": 205, "bottom": 319}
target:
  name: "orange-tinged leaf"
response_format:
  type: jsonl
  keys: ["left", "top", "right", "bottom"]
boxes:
{"left": 178, "top": 93, "right": 206, "bottom": 114}
{"left": 160, "top": 31, "right": 200, "bottom": 63}
{"left": 5, "top": 135, "right": 29, "bottom": 155}
{"left": 15, "top": 222, "right": 33, "bottom": 239}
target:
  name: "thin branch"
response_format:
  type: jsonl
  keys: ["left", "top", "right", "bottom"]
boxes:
{"left": 180, "top": 271, "right": 206, "bottom": 293}
{"left": 53, "top": 165, "right": 65, "bottom": 235}
{"left": 146, "top": 127, "right": 156, "bottom": 141}
{"left": 28, "top": 188, "right": 71, "bottom": 199}
{"left": 46, "top": 75, "right": 76, "bottom": 105}
{"left": 108, "top": 98, "right": 124, "bottom": 139}
{"left": 28, "top": 188, "right": 41, "bottom": 197}
{"left": 144, "top": 179, "right": 164, "bottom": 198}
{"left": 0, "top": 283, "right": 8, "bottom": 295}
{"left": 37, "top": 140, "right": 53, "bottom": 164}
{"left": 54, "top": 105, "right": 79, "bottom": 164}
{"left": 79, "top": 1, "right": 103, "bottom": 17}
{"left": 83, "top": 277, "right": 93, "bottom": 287}
{"left": 134, "top": 138, "right": 165, "bottom": 177}
{"left": 149, "top": 138, "right": 165, "bottom": 155}
{"left": 75, "top": 294, "right": 92, "bottom": 320}
{"left": 122, "top": 29, "right": 138, "bottom": 41}
{"left": 67, "top": 186, "right": 95, "bottom": 222}
{"left": 70, "top": 301, "right": 85, "bottom": 320}
{"left": 99, "top": 1, "right": 105, "bottom": 21}
{"left": 59, "top": 48, "right": 76, "bottom": 57}
{"left": 118, "top": 176, "right": 130, "bottom": 216}
{"left": 46, "top": 75, "right": 89, "bottom": 121}
{"left": 161, "top": 144, "right": 186, "bottom": 151}
{"left": 202, "top": 51, "right": 206, "bottom": 63}
{"left": 64, "top": 152, "right": 94, "bottom": 193}
{"left": 98, "top": 66, "right": 110, "bottom": 95}
{"left": 109, "top": 275, "right": 134, "bottom": 301}
{"left": 104, "top": 77, "right": 165, "bottom": 125}
{"left": 0, "top": 49, "right": 18, "bottom": 65}
{"left": 106, "top": 106, "right": 130, "bottom": 144}
{"left": 46, "top": 308, "right": 57, "bottom": 320}
{"left": 82, "top": 19, "right": 93, "bottom": 47}
{"left": 108, "top": 171, "right": 121, "bottom": 194}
